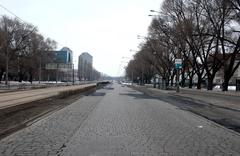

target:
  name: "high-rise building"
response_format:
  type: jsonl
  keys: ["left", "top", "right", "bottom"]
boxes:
{"left": 78, "top": 52, "right": 93, "bottom": 81}
{"left": 44, "top": 47, "right": 73, "bottom": 82}
{"left": 54, "top": 47, "right": 73, "bottom": 64}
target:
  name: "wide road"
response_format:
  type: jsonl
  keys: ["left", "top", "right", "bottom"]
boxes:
{"left": 0, "top": 83, "right": 240, "bottom": 156}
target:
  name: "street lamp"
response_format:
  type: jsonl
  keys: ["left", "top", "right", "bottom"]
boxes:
{"left": 5, "top": 48, "right": 9, "bottom": 86}
{"left": 136, "top": 37, "right": 147, "bottom": 86}
{"left": 127, "top": 50, "right": 139, "bottom": 85}
{"left": 141, "top": 65, "right": 144, "bottom": 86}
{"left": 137, "top": 35, "right": 145, "bottom": 40}
{"left": 72, "top": 63, "right": 74, "bottom": 85}
{"left": 122, "top": 56, "right": 133, "bottom": 84}
{"left": 153, "top": 51, "right": 157, "bottom": 88}
{"left": 39, "top": 52, "right": 42, "bottom": 84}
{"left": 148, "top": 10, "right": 161, "bottom": 19}
{"left": 150, "top": 10, "right": 161, "bottom": 14}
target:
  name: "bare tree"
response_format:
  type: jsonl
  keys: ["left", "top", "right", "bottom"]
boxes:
{"left": 0, "top": 15, "right": 57, "bottom": 84}
{"left": 220, "top": 0, "right": 240, "bottom": 91}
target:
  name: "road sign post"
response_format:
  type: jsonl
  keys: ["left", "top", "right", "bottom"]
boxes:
{"left": 175, "top": 59, "right": 182, "bottom": 93}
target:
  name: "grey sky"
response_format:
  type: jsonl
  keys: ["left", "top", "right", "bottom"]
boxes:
{"left": 0, "top": 0, "right": 163, "bottom": 76}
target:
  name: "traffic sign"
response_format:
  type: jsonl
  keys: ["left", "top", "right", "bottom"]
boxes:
{"left": 175, "top": 59, "right": 182, "bottom": 69}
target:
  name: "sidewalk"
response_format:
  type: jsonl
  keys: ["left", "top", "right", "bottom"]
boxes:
{"left": 0, "top": 84, "right": 96, "bottom": 110}
{"left": 135, "top": 84, "right": 240, "bottom": 111}
{"left": 176, "top": 88, "right": 240, "bottom": 111}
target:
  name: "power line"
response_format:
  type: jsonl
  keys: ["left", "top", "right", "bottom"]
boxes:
{"left": 0, "top": 3, "right": 67, "bottom": 50}
{"left": 0, "top": 3, "right": 25, "bottom": 23}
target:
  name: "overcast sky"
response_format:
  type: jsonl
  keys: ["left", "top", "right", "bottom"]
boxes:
{"left": 0, "top": 0, "right": 163, "bottom": 76}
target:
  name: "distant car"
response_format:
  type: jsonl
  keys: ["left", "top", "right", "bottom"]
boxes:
{"left": 121, "top": 82, "right": 131, "bottom": 87}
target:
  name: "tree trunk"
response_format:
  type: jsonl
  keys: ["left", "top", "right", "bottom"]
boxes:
{"left": 197, "top": 74, "right": 202, "bottom": 89}
{"left": 18, "top": 71, "right": 23, "bottom": 82}
{"left": 0, "top": 69, "right": 4, "bottom": 83}
{"left": 170, "top": 75, "right": 174, "bottom": 86}
{"left": 222, "top": 74, "right": 230, "bottom": 91}
{"left": 162, "top": 77, "right": 166, "bottom": 90}
{"left": 189, "top": 75, "right": 193, "bottom": 88}
{"left": 181, "top": 77, "right": 185, "bottom": 87}
{"left": 222, "top": 81, "right": 228, "bottom": 91}
{"left": 207, "top": 77, "right": 214, "bottom": 90}
{"left": 166, "top": 76, "right": 169, "bottom": 87}
{"left": 29, "top": 71, "right": 33, "bottom": 84}
{"left": 181, "top": 71, "right": 185, "bottom": 87}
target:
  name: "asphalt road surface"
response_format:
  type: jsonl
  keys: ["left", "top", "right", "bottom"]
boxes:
{"left": 0, "top": 83, "right": 240, "bottom": 156}
{"left": 133, "top": 86, "right": 240, "bottom": 133}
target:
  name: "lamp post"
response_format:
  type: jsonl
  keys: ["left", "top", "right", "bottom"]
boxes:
{"left": 123, "top": 50, "right": 137, "bottom": 85}
{"left": 39, "top": 54, "right": 42, "bottom": 84}
{"left": 131, "top": 71, "right": 133, "bottom": 85}
{"left": 150, "top": 10, "right": 161, "bottom": 14}
{"left": 141, "top": 66, "right": 144, "bottom": 85}
{"left": 152, "top": 51, "right": 157, "bottom": 88}
{"left": 148, "top": 10, "right": 161, "bottom": 19}
{"left": 128, "top": 51, "right": 135, "bottom": 85}
{"left": 5, "top": 47, "right": 9, "bottom": 86}
{"left": 135, "top": 38, "right": 146, "bottom": 86}
{"left": 121, "top": 57, "right": 131, "bottom": 84}
{"left": 72, "top": 63, "right": 74, "bottom": 85}
{"left": 56, "top": 64, "right": 59, "bottom": 84}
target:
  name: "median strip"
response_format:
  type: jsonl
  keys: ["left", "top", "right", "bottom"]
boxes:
{"left": 0, "top": 84, "right": 96, "bottom": 110}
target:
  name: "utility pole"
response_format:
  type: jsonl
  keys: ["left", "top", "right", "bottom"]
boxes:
{"left": 153, "top": 51, "right": 157, "bottom": 88}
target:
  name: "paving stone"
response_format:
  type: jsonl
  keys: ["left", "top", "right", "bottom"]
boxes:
{"left": 0, "top": 84, "right": 240, "bottom": 156}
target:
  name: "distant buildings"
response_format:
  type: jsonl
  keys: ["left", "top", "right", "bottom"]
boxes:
{"left": 78, "top": 52, "right": 93, "bottom": 81}
{"left": 44, "top": 47, "right": 73, "bottom": 82}
{"left": 54, "top": 47, "right": 73, "bottom": 64}
{"left": 78, "top": 52, "right": 101, "bottom": 81}
{"left": 43, "top": 49, "right": 100, "bottom": 82}
{"left": 214, "top": 54, "right": 240, "bottom": 85}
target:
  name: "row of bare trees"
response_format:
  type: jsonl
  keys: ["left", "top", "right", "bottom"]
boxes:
{"left": 0, "top": 15, "right": 57, "bottom": 84}
{"left": 126, "top": 0, "right": 240, "bottom": 91}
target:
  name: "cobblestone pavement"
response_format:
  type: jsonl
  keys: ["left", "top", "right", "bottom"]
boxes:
{"left": 0, "top": 83, "right": 240, "bottom": 156}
